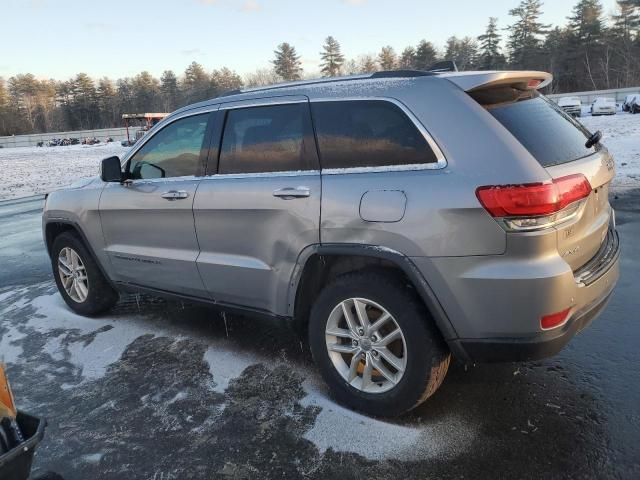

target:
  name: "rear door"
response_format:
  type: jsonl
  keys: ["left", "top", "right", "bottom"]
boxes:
{"left": 484, "top": 92, "right": 615, "bottom": 270}
{"left": 100, "top": 110, "right": 216, "bottom": 297}
{"left": 193, "top": 97, "right": 321, "bottom": 314}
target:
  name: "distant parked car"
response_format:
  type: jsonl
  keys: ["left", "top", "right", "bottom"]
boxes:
{"left": 622, "top": 94, "right": 640, "bottom": 112}
{"left": 629, "top": 95, "right": 640, "bottom": 114}
{"left": 591, "top": 97, "right": 617, "bottom": 116}
{"left": 558, "top": 96, "right": 582, "bottom": 117}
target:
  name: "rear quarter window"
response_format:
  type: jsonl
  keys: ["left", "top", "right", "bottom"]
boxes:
{"left": 311, "top": 100, "right": 438, "bottom": 169}
{"left": 476, "top": 90, "right": 595, "bottom": 167}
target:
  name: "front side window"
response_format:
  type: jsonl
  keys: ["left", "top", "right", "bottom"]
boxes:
{"left": 218, "top": 103, "right": 316, "bottom": 174}
{"left": 311, "top": 100, "right": 438, "bottom": 169}
{"left": 128, "top": 114, "right": 209, "bottom": 179}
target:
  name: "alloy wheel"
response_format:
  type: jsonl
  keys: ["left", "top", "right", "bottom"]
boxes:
{"left": 325, "top": 297, "right": 407, "bottom": 394}
{"left": 58, "top": 247, "right": 89, "bottom": 303}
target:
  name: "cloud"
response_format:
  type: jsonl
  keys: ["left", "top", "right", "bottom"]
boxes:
{"left": 181, "top": 48, "right": 203, "bottom": 56}
{"left": 197, "top": 0, "right": 220, "bottom": 4}
{"left": 241, "top": 0, "right": 261, "bottom": 12}
{"left": 342, "top": 0, "right": 367, "bottom": 5}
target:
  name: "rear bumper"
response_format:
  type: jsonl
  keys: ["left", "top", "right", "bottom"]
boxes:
{"left": 452, "top": 287, "right": 614, "bottom": 362}
{"left": 413, "top": 227, "right": 620, "bottom": 364}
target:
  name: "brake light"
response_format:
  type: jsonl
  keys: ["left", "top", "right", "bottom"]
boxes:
{"left": 527, "top": 79, "right": 543, "bottom": 89}
{"left": 541, "top": 308, "right": 571, "bottom": 330}
{"left": 477, "top": 174, "right": 591, "bottom": 217}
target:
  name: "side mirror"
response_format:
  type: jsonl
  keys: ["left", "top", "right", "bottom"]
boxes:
{"left": 100, "top": 156, "right": 123, "bottom": 182}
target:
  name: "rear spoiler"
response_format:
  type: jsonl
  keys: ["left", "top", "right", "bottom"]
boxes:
{"left": 439, "top": 71, "right": 553, "bottom": 92}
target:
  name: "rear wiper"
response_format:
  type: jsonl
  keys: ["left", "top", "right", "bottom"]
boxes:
{"left": 586, "top": 130, "right": 602, "bottom": 148}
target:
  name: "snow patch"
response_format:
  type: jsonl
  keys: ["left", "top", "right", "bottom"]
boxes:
{"left": 0, "top": 143, "right": 129, "bottom": 201}
{"left": 204, "top": 344, "right": 259, "bottom": 393}
{"left": 299, "top": 369, "right": 477, "bottom": 461}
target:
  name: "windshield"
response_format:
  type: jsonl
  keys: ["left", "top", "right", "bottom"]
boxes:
{"left": 471, "top": 88, "right": 595, "bottom": 167}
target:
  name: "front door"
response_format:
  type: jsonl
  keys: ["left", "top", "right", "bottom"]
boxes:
{"left": 193, "top": 97, "right": 321, "bottom": 314}
{"left": 99, "top": 110, "right": 215, "bottom": 298}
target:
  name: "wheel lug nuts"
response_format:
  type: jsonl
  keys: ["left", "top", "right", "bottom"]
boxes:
{"left": 358, "top": 329, "right": 364, "bottom": 336}
{"left": 352, "top": 339, "right": 359, "bottom": 347}
{"left": 372, "top": 350, "right": 379, "bottom": 357}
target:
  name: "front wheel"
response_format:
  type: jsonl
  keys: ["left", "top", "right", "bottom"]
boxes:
{"left": 51, "top": 231, "right": 119, "bottom": 316}
{"left": 308, "top": 271, "right": 450, "bottom": 417}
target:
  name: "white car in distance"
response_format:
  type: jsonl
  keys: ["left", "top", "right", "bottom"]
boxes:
{"left": 591, "top": 97, "right": 617, "bottom": 116}
{"left": 558, "top": 97, "right": 582, "bottom": 117}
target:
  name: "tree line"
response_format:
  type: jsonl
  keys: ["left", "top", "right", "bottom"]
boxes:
{"left": 1, "top": 0, "right": 639, "bottom": 136}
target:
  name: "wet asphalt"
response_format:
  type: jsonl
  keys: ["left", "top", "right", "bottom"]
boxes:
{"left": 0, "top": 191, "right": 639, "bottom": 479}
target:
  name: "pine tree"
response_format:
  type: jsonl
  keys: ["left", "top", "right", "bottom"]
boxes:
{"left": 612, "top": 0, "right": 640, "bottom": 40}
{"left": 569, "top": 0, "right": 605, "bottom": 43}
{"left": 414, "top": 40, "right": 438, "bottom": 70}
{"left": 96, "top": 77, "right": 118, "bottom": 127}
{"left": 272, "top": 43, "right": 303, "bottom": 81}
{"left": 378, "top": 46, "right": 397, "bottom": 70}
{"left": 160, "top": 70, "right": 180, "bottom": 112}
{"left": 358, "top": 54, "right": 378, "bottom": 73}
{"left": 71, "top": 73, "right": 98, "bottom": 130}
{"left": 132, "top": 71, "right": 161, "bottom": 112}
{"left": 399, "top": 47, "right": 417, "bottom": 69}
{"left": 478, "top": 17, "right": 506, "bottom": 69}
{"left": 211, "top": 67, "right": 243, "bottom": 95}
{"left": 445, "top": 36, "right": 478, "bottom": 70}
{"left": 567, "top": 0, "right": 607, "bottom": 90}
{"left": 0, "top": 77, "right": 9, "bottom": 135}
{"left": 508, "top": 0, "right": 549, "bottom": 69}
{"left": 320, "top": 36, "right": 345, "bottom": 77}
{"left": 183, "top": 61, "right": 210, "bottom": 103}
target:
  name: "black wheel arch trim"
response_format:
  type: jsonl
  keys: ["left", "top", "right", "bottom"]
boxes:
{"left": 44, "top": 218, "right": 118, "bottom": 290}
{"left": 288, "top": 243, "right": 468, "bottom": 361}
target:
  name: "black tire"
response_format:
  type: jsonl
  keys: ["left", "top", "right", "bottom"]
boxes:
{"left": 308, "top": 271, "right": 450, "bottom": 417}
{"left": 51, "top": 231, "right": 118, "bottom": 316}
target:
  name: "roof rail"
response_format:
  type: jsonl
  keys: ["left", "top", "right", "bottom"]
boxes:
{"left": 214, "top": 70, "right": 435, "bottom": 98}
{"left": 370, "top": 70, "right": 436, "bottom": 78}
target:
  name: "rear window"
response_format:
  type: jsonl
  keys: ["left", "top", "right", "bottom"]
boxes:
{"left": 474, "top": 89, "right": 594, "bottom": 167}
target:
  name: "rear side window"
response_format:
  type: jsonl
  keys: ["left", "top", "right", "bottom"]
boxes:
{"left": 219, "top": 103, "right": 317, "bottom": 174}
{"left": 480, "top": 91, "right": 594, "bottom": 167}
{"left": 311, "top": 100, "right": 437, "bottom": 169}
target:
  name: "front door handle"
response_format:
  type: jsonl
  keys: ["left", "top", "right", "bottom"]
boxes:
{"left": 161, "top": 190, "right": 189, "bottom": 201}
{"left": 272, "top": 187, "right": 311, "bottom": 199}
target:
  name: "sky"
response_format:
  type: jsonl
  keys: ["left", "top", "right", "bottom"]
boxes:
{"left": 0, "top": 0, "right": 622, "bottom": 81}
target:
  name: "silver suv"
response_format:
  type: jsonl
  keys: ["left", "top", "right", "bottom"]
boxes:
{"left": 43, "top": 70, "right": 620, "bottom": 416}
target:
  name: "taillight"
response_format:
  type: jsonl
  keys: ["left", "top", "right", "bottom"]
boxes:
{"left": 476, "top": 174, "right": 591, "bottom": 231}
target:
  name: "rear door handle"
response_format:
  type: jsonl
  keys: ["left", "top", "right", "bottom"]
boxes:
{"left": 272, "top": 187, "right": 311, "bottom": 199}
{"left": 161, "top": 190, "right": 189, "bottom": 201}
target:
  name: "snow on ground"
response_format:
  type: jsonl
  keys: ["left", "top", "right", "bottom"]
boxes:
{"left": 0, "top": 143, "right": 129, "bottom": 201}
{"left": 580, "top": 112, "right": 640, "bottom": 190}
{"left": 0, "top": 112, "right": 638, "bottom": 202}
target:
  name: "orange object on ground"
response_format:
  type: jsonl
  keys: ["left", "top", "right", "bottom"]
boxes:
{"left": 0, "top": 365, "right": 16, "bottom": 419}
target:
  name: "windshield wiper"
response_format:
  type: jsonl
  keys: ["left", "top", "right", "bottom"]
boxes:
{"left": 585, "top": 130, "right": 602, "bottom": 149}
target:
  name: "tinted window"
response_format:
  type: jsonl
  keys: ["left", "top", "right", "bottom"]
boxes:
{"left": 219, "top": 103, "right": 316, "bottom": 174}
{"left": 484, "top": 92, "right": 594, "bottom": 167}
{"left": 311, "top": 100, "right": 437, "bottom": 169}
{"left": 128, "top": 114, "right": 209, "bottom": 179}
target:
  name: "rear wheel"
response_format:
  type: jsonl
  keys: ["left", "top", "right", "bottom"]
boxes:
{"left": 51, "top": 231, "right": 118, "bottom": 316}
{"left": 308, "top": 271, "right": 450, "bottom": 417}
